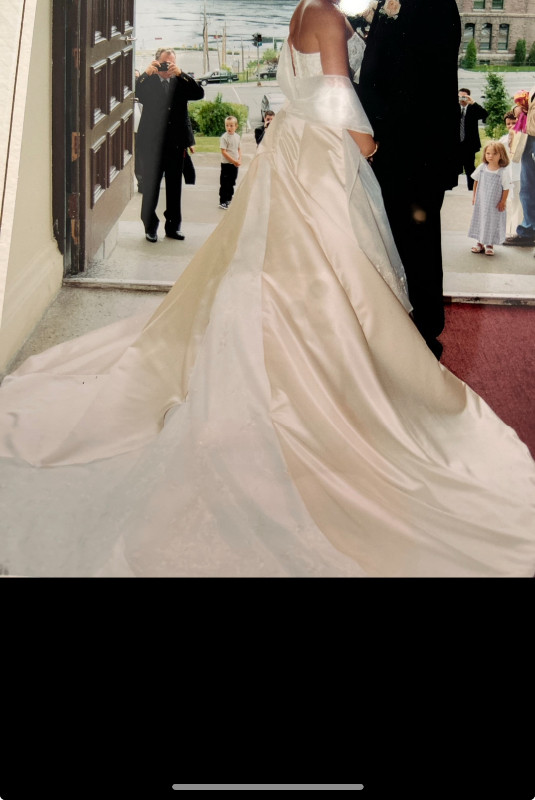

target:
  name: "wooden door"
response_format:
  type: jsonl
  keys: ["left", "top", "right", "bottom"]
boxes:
{"left": 53, "top": 0, "right": 136, "bottom": 274}
{"left": 80, "top": 0, "right": 136, "bottom": 271}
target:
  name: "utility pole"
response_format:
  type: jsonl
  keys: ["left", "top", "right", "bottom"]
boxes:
{"left": 241, "top": 36, "right": 244, "bottom": 73}
{"left": 222, "top": 22, "right": 226, "bottom": 70}
{"left": 203, "top": 0, "right": 209, "bottom": 72}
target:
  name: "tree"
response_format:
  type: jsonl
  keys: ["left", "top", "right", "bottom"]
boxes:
{"left": 482, "top": 70, "right": 511, "bottom": 139}
{"left": 462, "top": 38, "right": 477, "bottom": 69}
{"left": 513, "top": 38, "right": 526, "bottom": 65}
{"left": 261, "top": 48, "right": 278, "bottom": 64}
{"left": 527, "top": 41, "right": 535, "bottom": 66}
{"left": 188, "top": 93, "right": 248, "bottom": 137}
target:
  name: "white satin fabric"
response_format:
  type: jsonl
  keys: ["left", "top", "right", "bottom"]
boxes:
{"left": 0, "top": 39, "right": 534, "bottom": 577}
{"left": 278, "top": 40, "right": 411, "bottom": 310}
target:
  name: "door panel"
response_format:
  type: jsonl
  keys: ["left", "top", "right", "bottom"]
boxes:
{"left": 79, "top": 0, "right": 135, "bottom": 271}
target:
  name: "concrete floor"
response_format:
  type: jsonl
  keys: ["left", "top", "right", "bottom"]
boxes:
{"left": 6, "top": 131, "right": 535, "bottom": 376}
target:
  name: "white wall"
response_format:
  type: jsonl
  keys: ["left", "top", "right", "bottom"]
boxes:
{"left": 0, "top": 0, "right": 63, "bottom": 372}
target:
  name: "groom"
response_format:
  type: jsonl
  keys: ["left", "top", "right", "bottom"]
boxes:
{"left": 358, "top": 0, "right": 461, "bottom": 359}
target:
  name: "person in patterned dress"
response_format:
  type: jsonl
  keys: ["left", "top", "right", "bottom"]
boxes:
{"left": 468, "top": 141, "right": 513, "bottom": 256}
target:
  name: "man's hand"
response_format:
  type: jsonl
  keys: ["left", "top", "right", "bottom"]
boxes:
{"left": 167, "top": 63, "right": 181, "bottom": 77}
{"left": 145, "top": 60, "right": 160, "bottom": 76}
{"left": 497, "top": 199, "right": 506, "bottom": 212}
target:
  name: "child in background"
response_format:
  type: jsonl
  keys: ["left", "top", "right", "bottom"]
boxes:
{"left": 219, "top": 116, "right": 241, "bottom": 210}
{"left": 468, "top": 141, "right": 512, "bottom": 256}
{"left": 500, "top": 111, "right": 522, "bottom": 237}
{"left": 513, "top": 89, "right": 529, "bottom": 133}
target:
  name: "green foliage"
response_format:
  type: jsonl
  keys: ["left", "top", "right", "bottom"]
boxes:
{"left": 188, "top": 93, "right": 248, "bottom": 137}
{"left": 462, "top": 38, "right": 477, "bottom": 69}
{"left": 527, "top": 41, "right": 535, "bottom": 66}
{"left": 262, "top": 48, "right": 278, "bottom": 64}
{"left": 514, "top": 39, "right": 526, "bottom": 65}
{"left": 481, "top": 70, "right": 511, "bottom": 138}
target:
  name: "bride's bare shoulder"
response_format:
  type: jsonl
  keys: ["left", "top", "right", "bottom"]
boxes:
{"left": 289, "top": 0, "right": 346, "bottom": 50}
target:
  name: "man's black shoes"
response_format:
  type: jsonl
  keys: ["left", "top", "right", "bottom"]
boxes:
{"left": 503, "top": 235, "right": 535, "bottom": 247}
{"left": 145, "top": 231, "right": 158, "bottom": 243}
{"left": 165, "top": 229, "right": 185, "bottom": 240}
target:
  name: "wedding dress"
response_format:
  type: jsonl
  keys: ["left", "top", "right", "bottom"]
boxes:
{"left": 0, "top": 36, "right": 534, "bottom": 577}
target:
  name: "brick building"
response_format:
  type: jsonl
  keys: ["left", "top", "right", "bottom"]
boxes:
{"left": 457, "top": 0, "right": 535, "bottom": 63}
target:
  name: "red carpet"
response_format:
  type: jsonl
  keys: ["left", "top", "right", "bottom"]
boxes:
{"left": 440, "top": 303, "right": 535, "bottom": 457}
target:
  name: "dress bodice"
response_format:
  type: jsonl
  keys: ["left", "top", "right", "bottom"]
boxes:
{"left": 291, "top": 32, "right": 365, "bottom": 81}
{"left": 291, "top": 48, "right": 322, "bottom": 79}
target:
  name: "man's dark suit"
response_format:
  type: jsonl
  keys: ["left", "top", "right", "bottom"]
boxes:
{"left": 135, "top": 72, "right": 204, "bottom": 236}
{"left": 358, "top": 0, "right": 461, "bottom": 359}
{"left": 459, "top": 102, "right": 488, "bottom": 190}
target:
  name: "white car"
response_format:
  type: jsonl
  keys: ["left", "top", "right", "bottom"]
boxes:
{"left": 261, "top": 91, "right": 286, "bottom": 120}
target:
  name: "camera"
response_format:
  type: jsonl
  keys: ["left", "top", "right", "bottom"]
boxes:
{"left": 158, "top": 62, "right": 170, "bottom": 72}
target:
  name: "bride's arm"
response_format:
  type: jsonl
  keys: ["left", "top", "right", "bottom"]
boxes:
{"left": 316, "top": 9, "right": 376, "bottom": 158}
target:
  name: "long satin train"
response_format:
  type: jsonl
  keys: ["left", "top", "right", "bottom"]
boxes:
{"left": 0, "top": 109, "right": 534, "bottom": 576}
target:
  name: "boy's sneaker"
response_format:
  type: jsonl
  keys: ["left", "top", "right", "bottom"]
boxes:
{"left": 219, "top": 202, "right": 228, "bottom": 210}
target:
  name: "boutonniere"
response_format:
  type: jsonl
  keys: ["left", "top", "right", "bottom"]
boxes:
{"left": 379, "top": 0, "right": 401, "bottom": 20}
{"left": 361, "top": 1, "right": 378, "bottom": 24}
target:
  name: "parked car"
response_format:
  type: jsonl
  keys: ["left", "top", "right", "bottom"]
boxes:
{"left": 259, "top": 64, "right": 278, "bottom": 79}
{"left": 196, "top": 69, "right": 239, "bottom": 86}
{"left": 261, "top": 91, "right": 285, "bottom": 120}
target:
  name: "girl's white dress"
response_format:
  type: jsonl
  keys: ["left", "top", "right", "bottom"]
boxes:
{"left": 468, "top": 163, "right": 513, "bottom": 245}
{"left": 0, "top": 37, "right": 534, "bottom": 577}
{"left": 499, "top": 135, "right": 523, "bottom": 236}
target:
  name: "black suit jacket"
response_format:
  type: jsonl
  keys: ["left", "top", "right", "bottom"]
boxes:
{"left": 358, "top": 0, "right": 461, "bottom": 193}
{"left": 135, "top": 72, "right": 204, "bottom": 164}
{"left": 460, "top": 102, "right": 488, "bottom": 153}
{"left": 255, "top": 124, "right": 266, "bottom": 145}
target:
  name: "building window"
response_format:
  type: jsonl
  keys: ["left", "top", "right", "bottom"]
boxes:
{"left": 480, "top": 23, "right": 492, "bottom": 51}
{"left": 498, "top": 23, "right": 509, "bottom": 51}
{"left": 492, "top": 0, "right": 504, "bottom": 8}
{"left": 473, "top": 1, "right": 485, "bottom": 8}
{"left": 463, "top": 23, "right": 475, "bottom": 49}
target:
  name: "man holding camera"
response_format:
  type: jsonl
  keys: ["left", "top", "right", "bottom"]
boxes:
{"left": 458, "top": 88, "right": 488, "bottom": 192}
{"left": 255, "top": 110, "right": 275, "bottom": 146}
{"left": 135, "top": 48, "right": 204, "bottom": 242}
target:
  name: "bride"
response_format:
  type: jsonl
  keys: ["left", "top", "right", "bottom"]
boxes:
{"left": 0, "top": 0, "right": 534, "bottom": 577}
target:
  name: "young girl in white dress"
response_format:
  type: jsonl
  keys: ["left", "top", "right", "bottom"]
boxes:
{"left": 468, "top": 141, "right": 513, "bottom": 256}
{"left": 499, "top": 112, "right": 523, "bottom": 237}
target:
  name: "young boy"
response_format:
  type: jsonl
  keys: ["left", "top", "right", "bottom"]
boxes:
{"left": 219, "top": 116, "right": 241, "bottom": 209}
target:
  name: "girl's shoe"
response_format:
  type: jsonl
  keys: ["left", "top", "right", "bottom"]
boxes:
{"left": 485, "top": 245, "right": 494, "bottom": 256}
{"left": 471, "top": 244, "right": 485, "bottom": 253}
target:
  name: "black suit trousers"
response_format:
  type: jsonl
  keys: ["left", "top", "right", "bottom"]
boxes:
{"left": 375, "top": 173, "right": 446, "bottom": 351}
{"left": 141, "top": 149, "right": 184, "bottom": 234}
{"left": 459, "top": 140, "right": 478, "bottom": 190}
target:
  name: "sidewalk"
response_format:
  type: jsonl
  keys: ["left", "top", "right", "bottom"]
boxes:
{"left": 7, "top": 132, "right": 535, "bottom": 374}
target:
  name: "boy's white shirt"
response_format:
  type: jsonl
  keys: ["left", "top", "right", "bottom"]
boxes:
{"left": 220, "top": 131, "right": 241, "bottom": 164}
